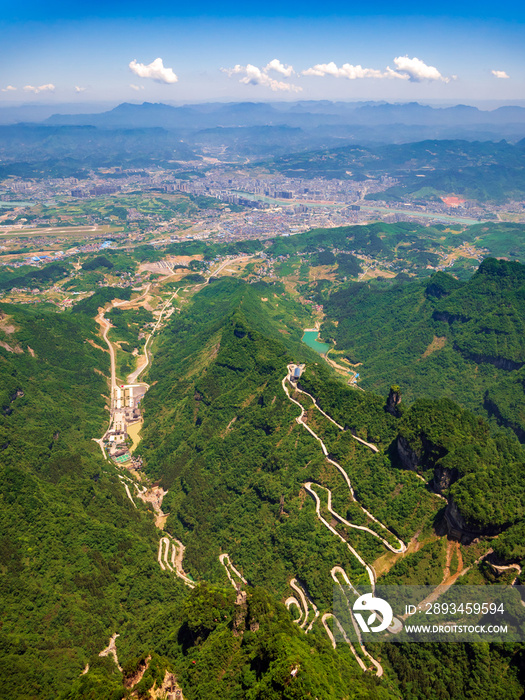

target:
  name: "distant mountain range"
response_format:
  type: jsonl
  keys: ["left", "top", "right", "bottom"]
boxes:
{"left": 39, "top": 100, "right": 525, "bottom": 130}
{"left": 1, "top": 100, "right": 524, "bottom": 146}
{"left": 1, "top": 100, "right": 525, "bottom": 174}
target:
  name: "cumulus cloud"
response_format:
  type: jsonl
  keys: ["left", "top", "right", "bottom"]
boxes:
{"left": 302, "top": 56, "right": 451, "bottom": 83}
{"left": 1, "top": 85, "right": 17, "bottom": 91}
{"left": 130, "top": 84, "right": 145, "bottom": 91}
{"left": 264, "top": 58, "right": 295, "bottom": 77}
{"left": 222, "top": 59, "right": 301, "bottom": 92}
{"left": 75, "top": 86, "right": 87, "bottom": 93}
{"left": 492, "top": 69, "right": 510, "bottom": 79}
{"left": 23, "top": 83, "right": 55, "bottom": 93}
{"left": 129, "top": 58, "right": 178, "bottom": 84}
{"left": 302, "top": 62, "right": 388, "bottom": 79}
{"left": 391, "top": 56, "right": 450, "bottom": 82}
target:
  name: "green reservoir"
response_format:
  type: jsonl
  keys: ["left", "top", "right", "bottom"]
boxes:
{"left": 302, "top": 330, "right": 331, "bottom": 354}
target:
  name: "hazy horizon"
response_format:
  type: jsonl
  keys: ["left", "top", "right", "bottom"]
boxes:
{"left": 2, "top": 97, "right": 525, "bottom": 114}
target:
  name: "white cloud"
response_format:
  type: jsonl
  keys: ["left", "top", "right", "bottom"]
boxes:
{"left": 222, "top": 60, "right": 302, "bottom": 92}
{"left": 302, "top": 56, "right": 451, "bottom": 83}
{"left": 130, "top": 84, "right": 145, "bottom": 91}
{"left": 302, "top": 62, "right": 389, "bottom": 79}
{"left": 129, "top": 58, "right": 178, "bottom": 84}
{"left": 23, "top": 83, "right": 56, "bottom": 93}
{"left": 391, "top": 56, "right": 450, "bottom": 83}
{"left": 1, "top": 85, "right": 17, "bottom": 92}
{"left": 75, "top": 86, "right": 87, "bottom": 93}
{"left": 264, "top": 58, "right": 295, "bottom": 77}
{"left": 492, "top": 69, "right": 510, "bottom": 79}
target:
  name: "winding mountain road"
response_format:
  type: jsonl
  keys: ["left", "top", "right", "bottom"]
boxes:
{"left": 291, "top": 380, "right": 377, "bottom": 451}
{"left": 281, "top": 366, "right": 409, "bottom": 674}
{"left": 158, "top": 536, "right": 195, "bottom": 589}
{"left": 127, "top": 288, "right": 179, "bottom": 384}
{"left": 117, "top": 474, "right": 137, "bottom": 508}
{"left": 104, "top": 334, "right": 411, "bottom": 683}
{"left": 92, "top": 284, "right": 152, "bottom": 456}
{"left": 282, "top": 368, "right": 406, "bottom": 557}
{"left": 219, "top": 553, "right": 248, "bottom": 589}
{"left": 285, "top": 578, "right": 319, "bottom": 632}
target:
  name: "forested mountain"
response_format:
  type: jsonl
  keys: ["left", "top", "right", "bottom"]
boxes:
{"left": 2, "top": 272, "right": 525, "bottom": 698}
{"left": 0, "top": 303, "right": 181, "bottom": 697}
{"left": 2, "top": 103, "right": 525, "bottom": 176}
{"left": 269, "top": 139, "right": 525, "bottom": 202}
{"left": 39, "top": 100, "right": 525, "bottom": 145}
{"left": 321, "top": 258, "right": 525, "bottom": 439}
{"left": 0, "top": 125, "right": 196, "bottom": 177}
{"left": 135, "top": 278, "right": 525, "bottom": 698}
{"left": 0, "top": 289, "right": 400, "bottom": 699}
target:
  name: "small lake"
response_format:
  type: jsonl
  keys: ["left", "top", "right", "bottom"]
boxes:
{"left": 302, "top": 330, "right": 331, "bottom": 354}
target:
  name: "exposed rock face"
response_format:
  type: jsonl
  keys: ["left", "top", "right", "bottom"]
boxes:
{"left": 397, "top": 436, "right": 459, "bottom": 495}
{"left": 430, "top": 464, "right": 459, "bottom": 494}
{"left": 396, "top": 434, "right": 449, "bottom": 475}
{"left": 396, "top": 437, "right": 491, "bottom": 541}
{"left": 457, "top": 346, "right": 525, "bottom": 370}
{"left": 432, "top": 310, "right": 469, "bottom": 324}
{"left": 124, "top": 655, "right": 151, "bottom": 689}
{"left": 3, "top": 388, "right": 24, "bottom": 416}
{"left": 385, "top": 386, "right": 402, "bottom": 417}
{"left": 232, "top": 588, "right": 247, "bottom": 638}
{"left": 396, "top": 436, "right": 422, "bottom": 471}
{"left": 444, "top": 498, "right": 507, "bottom": 544}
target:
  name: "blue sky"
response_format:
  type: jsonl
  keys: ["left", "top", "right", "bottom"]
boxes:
{"left": 1, "top": 1, "right": 523, "bottom": 106}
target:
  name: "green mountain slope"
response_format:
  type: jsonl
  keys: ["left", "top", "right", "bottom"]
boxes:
{"left": 0, "top": 292, "right": 400, "bottom": 699}
{"left": 0, "top": 304, "right": 186, "bottom": 698}
{"left": 322, "top": 258, "right": 525, "bottom": 439}
{"left": 268, "top": 139, "right": 525, "bottom": 203}
{"left": 135, "top": 278, "right": 525, "bottom": 699}
{"left": 3, "top": 275, "right": 525, "bottom": 699}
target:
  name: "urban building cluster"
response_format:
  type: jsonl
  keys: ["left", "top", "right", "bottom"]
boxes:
{"left": 2, "top": 162, "right": 523, "bottom": 242}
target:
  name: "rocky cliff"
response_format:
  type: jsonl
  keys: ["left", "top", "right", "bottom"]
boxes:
{"left": 396, "top": 434, "right": 503, "bottom": 542}
{"left": 444, "top": 498, "right": 508, "bottom": 544}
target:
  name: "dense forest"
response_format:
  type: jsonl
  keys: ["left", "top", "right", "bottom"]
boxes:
{"left": 0, "top": 303, "right": 185, "bottom": 698}
{"left": 2, "top": 268, "right": 525, "bottom": 698}
{"left": 320, "top": 258, "right": 525, "bottom": 440}
{"left": 135, "top": 278, "right": 525, "bottom": 698}
{"left": 0, "top": 290, "right": 401, "bottom": 698}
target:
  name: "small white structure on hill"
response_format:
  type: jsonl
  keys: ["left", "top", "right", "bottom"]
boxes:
{"left": 289, "top": 364, "right": 305, "bottom": 382}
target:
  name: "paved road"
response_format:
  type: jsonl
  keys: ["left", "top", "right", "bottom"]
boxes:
{"left": 209, "top": 256, "right": 251, "bottom": 281}
{"left": 127, "top": 288, "right": 178, "bottom": 384}
{"left": 293, "top": 381, "right": 377, "bottom": 451}
{"left": 303, "top": 482, "right": 376, "bottom": 588}
{"left": 219, "top": 553, "right": 247, "bottom": 589}
{"left": 282, "top": 368, "right": 405, "bottom": 554}
{"left": 158, "top": 536, "right": 195, "bottom": 589}
{"left": 281, "top": 365, "right": 411, "bottom": 674}
{"left": 92, "top": 285, "right": 153, "bottom": 456}
{"left": 322, "top": 613, "right": 371, "bottom": 673}
{"left": 286, "top": 579, "right": 319, "bottom": 632}
{"left": 96, "top": 284, "right": 152, "bottom": 395}
{"left": 117, "top": 473, "right": 140, "bottom": 507}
